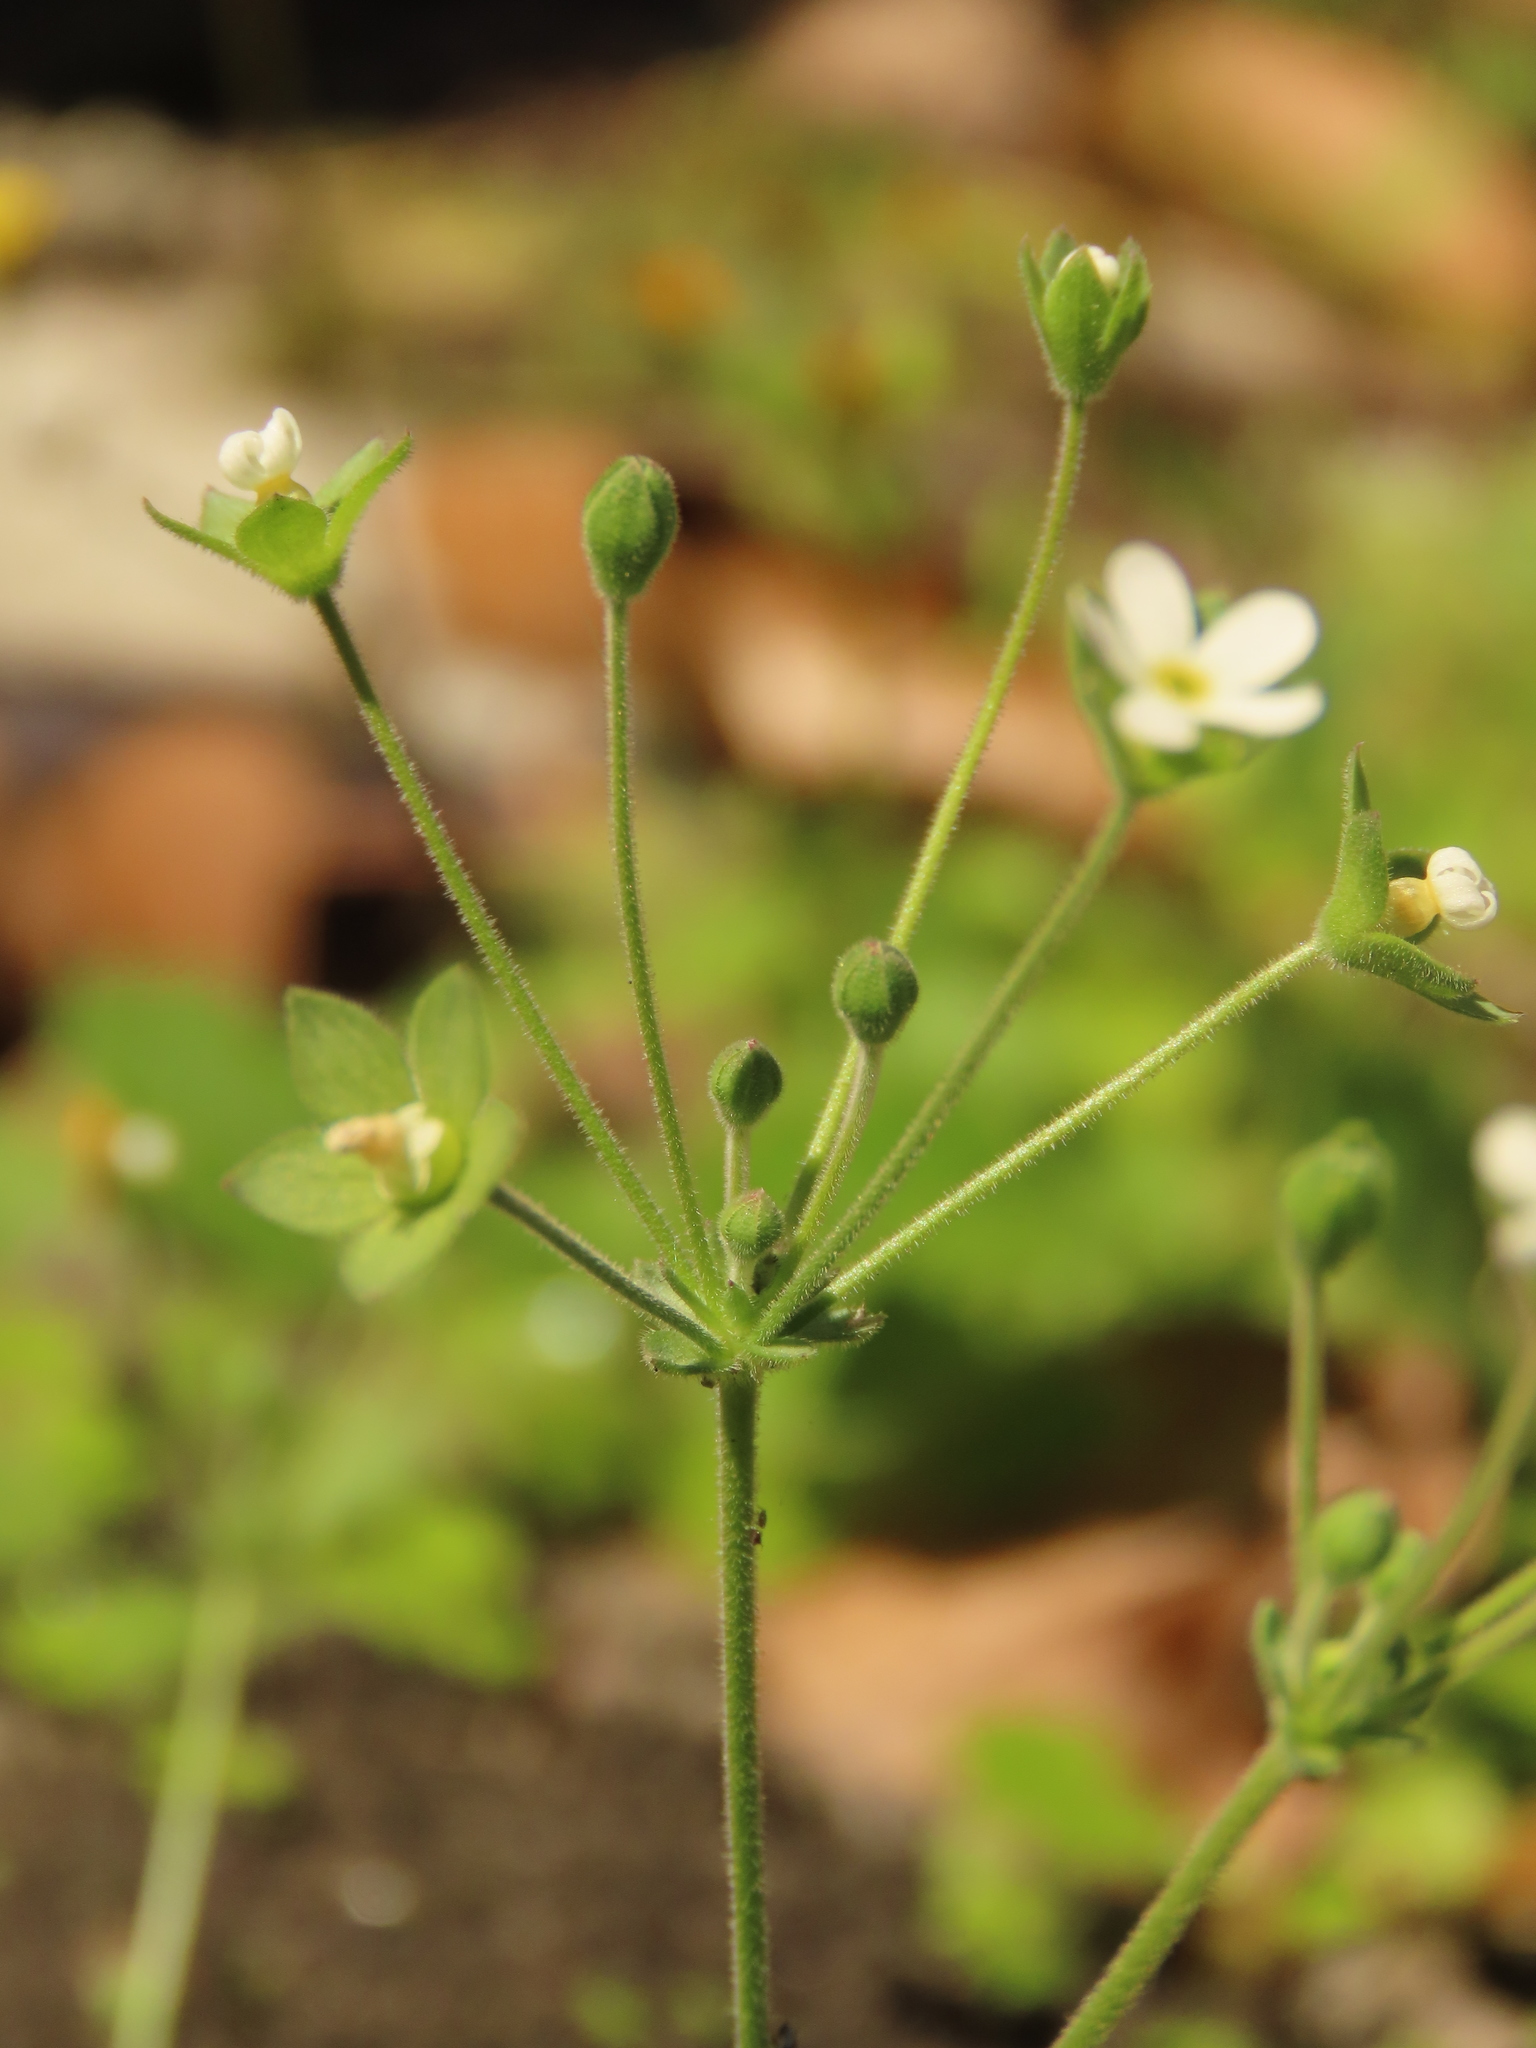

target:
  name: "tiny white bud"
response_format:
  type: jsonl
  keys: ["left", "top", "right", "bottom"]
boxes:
{"left": 218, "top": 406, "right": 303, "bottom": 495}
{"left": 218, "top": 428, "right": 268, "bottom": 492}
{"left": 1383, "top": 876, "right": 1437, "bottom": 938}
{"left": 1086, "top": 245, "right": 1121, "bottom": 290}
{"left": 1425, "top": 846, "right": 1497, "bottom": 931}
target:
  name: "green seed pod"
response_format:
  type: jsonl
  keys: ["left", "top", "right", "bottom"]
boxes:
{"left": 581, "top": 455, "right": 680, "bottom": 604}
{"left": 708, "top": 1039, "right": 783, "bottom": 1129}
{"left": 1314, "top": 1489, "right": 1400, "bottom": 1586}
{"left": 1282, "top": 1120, "right": 1393, "bottom": 1275}
{"left": 719, "top": 1189, "right": 784, "bottom": 1262}
{"left": 832, "top": 939, "right": 919, "bottom": 1047}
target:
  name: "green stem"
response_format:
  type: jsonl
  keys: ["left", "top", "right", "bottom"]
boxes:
{"left": 783, "top": 796, "right": 1133, "bottom": 1306}
{"left": 724, "top": 1129, "right": 748, "bottom": 1205}
{"left": 787, "top": 1046, "right": 879, "bottom": 1257}
{"left": 1450, "top": 1591, "right": 1536, "bottom": 1682}
{"left": 312, "top": 589, "right": 682, "bottom": 1271}
{"left": 717, "top": 1372, "right": 770, "bottom": 2048}
{"left": 1453, "top": 1555, "right": 1536, "bottom": 1645}
{"left": 489, "top": 1184, "right": 721, "bottom": 1353}
{"left": 888, "top": 399, "right": 1087, "bottom": 951}
{"left": 773, "top": 942, "right": 1318, "bottom": 1331}
{"left": 1288, "top": 1258, "right": 1326, "bottom": 1595}
{"left": 110, "top": 1573, "right": 259, "bottom": 2048}
{"left": 604, "top": 599, "right": 719, "bottom": 1291}
{"left": 785, "top": 1044, "right": 860, "bottom": 1237}
{"left": 1049, "top": 1739, "right": 1297, "bottom": 2048}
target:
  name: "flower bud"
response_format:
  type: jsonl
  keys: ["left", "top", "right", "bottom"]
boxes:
{"left": 1384, "top": 847, "right": 1498, "bottom": 938}
{"left": 719, "top": 1189, "right": 784, "bottom": 1262}
{"left": 1314, "top": 1489, "right": 1400, "bottom": 1586}
{"left": 219, "top": 406, "right": 303, "bottom": 497}
{"left": 1019, "top": 231, "right": 1150, "bottom": 405}
{"left": 324, "top": 1101, "right": 459, "bottom": 1206}
{"left": 832, "top": 939, "right": 919, "bottom": 1047}
{"left": 1282, "top": 1120, "right": 1393, "bottom": 1275}
{"left": 581, "top": 455, "right": 680, "bottom": 605}
{"left": 709, "top": 1039, "right": 783, "bottom": 1129}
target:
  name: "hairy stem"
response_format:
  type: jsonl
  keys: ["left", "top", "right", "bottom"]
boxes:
{"left": 312, "top": 592, "right": 681, "bottom": 1268}
{"left": 718, "top": 1372, "right": 770, "bottom": 2048}
{"left": 769, "top": 942, "right": 1318, "bottom": 1333}
{"left": 110, "top": 1573, "right": 258, "bottom": 2048}
{"left": 1450, "top": 1590, "right": 1536, "bottom": 1682}
{"left": 605, "top": 599, "right": 719, "bottom": 1290}
{"left": 788, "top": 796, "right": 1134, "bottom": 1300}
{"left": 1050, "top": 1739, "right": 1297, "bottom": 2048}
{"left": 889, "top": 399, "right": 1087, "bottom": 950}
{"left": 787, "top": 1045, "right": 878, "bottom": 1257}
{"left": 489, "top": 1185, "right": 721, "bottom": 1352}
{"left": 1288, "top": 1258, "right": 1326, "bottom": 1594}
{"left": 1454, "top": 1555, "right": 1536, "bottom": 1645}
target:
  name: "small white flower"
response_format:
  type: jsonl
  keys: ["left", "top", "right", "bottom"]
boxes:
{"left": 1385, "top": 848, "right": 1499, "bottom": 937}
{"left": 324, "top": 1101, "right": 446, "bottom": 1199}
{"left": 1076, "top": 541, "right": 1325, "bottom": 754}
{"left": 107, "top": 1112, "right": 180, "bottom": 1187}
{"left": 1473, "top": 1106, "right": 1536, "bottom": 1267}
{"left": 218, "top": 406, "right": 303, "bottom": 497}
{"left": 1086, "top": 245, "right": 1121, "bottom": 290}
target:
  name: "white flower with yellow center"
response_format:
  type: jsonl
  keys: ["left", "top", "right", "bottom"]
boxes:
{"left": 1384, "top": 848, "right": 1498, "bottom": 937}
{"left": 324, "top": 1101, "right": 447, "bottom": 1201}
{"left": 1473, "top": 1106, "right": 1536, "bottom": 1267}
{"left": 218, "top": 406, "right": 304, "bottom": 499}
{"left": 1077, "top": 541, "right": 1325, "bottom": 753}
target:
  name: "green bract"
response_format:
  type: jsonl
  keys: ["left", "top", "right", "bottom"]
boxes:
{"left": 145, "top": 437, "right": 412, "bottom": 600}
{"left": 1019, "top": 230, "right": 1150, "bottom": 405}
{"left": 1315, "top": 749, "right": 1516, "bottom": 1024}
{"left": 228, "top": 966, "right": 517, "bottom": 1300}
{"left": 1282, "top": 1120, "right": 1393, "bottom": 1276}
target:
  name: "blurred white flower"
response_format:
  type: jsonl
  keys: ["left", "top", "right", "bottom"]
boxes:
{"left": 1474, "top": 1106, "right": 1536, "bottom": 1267}
{"left": 218, "top": 406, "right": 303, "bottom": 497}
{"left": 107, "top": 1112, "right": 179, "bottom": 1187}
{"left": 324, "top": 1102, "right": 445, "bottom": 1199}
{"left": 1385, "top": 847, "right": 1498, "bottom": 937}
{"left": 1077, "top": 541, "right": 1325, "bottom": 753}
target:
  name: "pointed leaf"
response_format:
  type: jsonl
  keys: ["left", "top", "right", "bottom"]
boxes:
{"left": 1316, "top": 749, "right": 1388, "bottom": 953}
{"left": 1331, "top": 933, "right": 1517, "bottom": 1024}
{"left": 641, "top": 1327, "right": 716, "bottom": 1375}
{"left": 318, "top": 435, "right": 412, "bottom": 573}
{"left": 339, "top": 1097, "right": 519, "bottom": 1301}
{"left": 408, "top": 965, "right": 489, "bottom": 1135}
{"left": 144, "top": 499, "right": 243, "bottom": 566}
{"left": 284, "top": 988, "right": 414, "bottom": 1120}
{"left": 200, "top": 488, "right": 251, "bottom": 545}
{"left": 227, "top": 1127, "right": 391, "bottom": 1237}
{"left": 315, "top": 437, "right": 386, "bottom": 512}
{"left": 235, "top": 495, "right": 332, "bottom": 597}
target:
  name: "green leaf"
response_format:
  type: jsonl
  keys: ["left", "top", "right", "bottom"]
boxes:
{"left": 339, "top": 1096, "right": 519, "bottom": 1301}
{"left": 200, "top": 488, "right": 250, "bottom": 545}
{"left": 317, "top": 434, "right": 412, "bottom": 572}
{"left": 315, "top": 437, "right": 386, "bottom": 511}
{"left": 641, "top": 1327, "right": 716, "bottom": 1375}
{"left": 235, "top": 495, "right": 333, "bottom": 598}
{"left": 2, "top": 1575, "right": 190, "bottom": 1711}
{"left": 284, "top": 986, "right": 414, "bottom": 1120}
{"left": 1329, "top": 932, "right": 1518, "bottom": 1023}
{"left": 0, "top": 1309, "right": 145, "bottom": 1567}
{"left": 143, "top": 498, "right": 243, "bottom": 567}
{"left": 408, "top": 965, "right": 489, "bottom": 1134}
{"left": 228, "top": 1126, "right": 391, "bottom": 1237}
{"left": 1316, "top": 747, "right": 1389, "bottom": 953}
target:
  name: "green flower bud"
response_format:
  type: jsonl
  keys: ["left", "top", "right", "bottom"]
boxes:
{"left": 1314, "top": 1489, "right": 1400, "bottom": 1586}
{"left": 708, "top": 1039, "right": 783, "bottom": 1129}
{"left": 582, "top": 455, "right": 680, "bottom": 605}
{"left": 1282, "top": 1120, "right": 1393, "bottom": 1275}
{"left": 1019, "top": 231, "right": 1150, "bottom": 405}
{"left": 720, "top": 1189, "right": 784, "bottom": 1262}
{"left": 832, "top": 939, "right": 919, "bottom": 1047}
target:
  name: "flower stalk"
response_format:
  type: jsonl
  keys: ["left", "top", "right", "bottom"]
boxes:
{"left": 717, "top": 1372, "right": 771, "bottom": 2048}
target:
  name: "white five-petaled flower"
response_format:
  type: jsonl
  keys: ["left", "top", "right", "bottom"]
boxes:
{"left": 1384, "top": 848, "right": 1499, "bottom": 937}
{"left": 218, "top": 406, "right": 304, "bottom": 498}
{"left": 1076, "top": 541, "right": 1325, "bottom": 754}
{"left": 1473, "top": 1106, "right": 1536, "bottom": 1267}
{"left": 324, "top": 1101, "right": 446, "bottom": 1200}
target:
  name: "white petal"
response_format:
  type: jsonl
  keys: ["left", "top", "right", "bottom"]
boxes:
{"left": 1103, "top": 543, "right": 1198, "bottom": 666}
{"left": 1427, "top": 846, "right": 1497, "bottom": 930}
{"left": 1493, "top": 1207, "right": 1536, "bottom": 1269}
{"left": 1086, "top": 245, "right": 1120, "bottom": 289}
{"left": 1195, "top": 591, "right": 1319, "bottom": 694}
{"left": 259, "top": 406, "right": 302, "bottom": 475}
{"left": 1111, "top": 687, "right": 1201, "bottom": 752}
{"left": 1472, "top": 1106, "right": 1536, "bottom": 1205}
{"left": 1199, "top": 681, "right": 1325, "bottom": 738}
{"left": 1072, "top": 590, "right": 1143, "bottom": 690}
{"left": 218, "top": 428, "right": 267, "bottom": 490}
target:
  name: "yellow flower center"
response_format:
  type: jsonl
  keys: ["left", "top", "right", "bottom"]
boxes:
{"left": 1150, "top": 657, "right": 1212, "bottom": 702}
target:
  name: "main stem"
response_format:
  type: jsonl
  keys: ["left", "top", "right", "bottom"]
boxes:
{"left": 718, "top": 1372, "right": 770, "bottom": 2048}
{"left": 312, "top": 590, "right": 682, "bottom": 1270}
{"left": 1049, "top": 1739, "right": 1297, "bottom": 2048}
{"left": 889, "top": 398, "right": 1087, "bottom": 951}
{"left": 604, "top": 599, "right": 719, "bottom": 1291}
{"left": 1287, "top": 1259, "right": 1325, "bottom": 1594}
{"left": 111, "top": 1573, "right": 258, "bottom": 2048}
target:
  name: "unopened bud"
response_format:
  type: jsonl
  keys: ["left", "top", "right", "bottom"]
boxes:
{"left": 1384, "top": 847, "right": 1498, "bottom": 938}
{"left": 581, "top": 455, "right": 680, "bottom": 605}
{"left": 1019, "top": 231, "right": 1150, "bottom": 405}
{"left": 1282, "top": 1120, "right": 1393, "bottom": 1275}
{"left": 720, "top": 1189, "right": 784, "bottom": 1262}
{"left": 832, "top": 939, "right": 919, "bottom": 1047}
{"left": 709, "top": 1039, "right": 783, "bottom": 1129}
{"left": 1314, "top": 1489, "right": 1399, "bottom": 1585}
